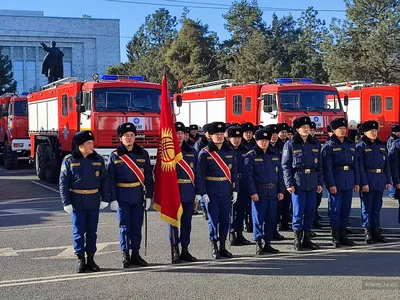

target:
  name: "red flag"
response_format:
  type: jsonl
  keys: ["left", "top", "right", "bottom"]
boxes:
{"left": 153, "top": 74, "right": 183, "bottom": 227}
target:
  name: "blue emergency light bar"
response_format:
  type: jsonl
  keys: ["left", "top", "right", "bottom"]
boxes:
{"left": 276, "top": 78, "right": 313, "bottom": 84}
{"left": 20, "top": 92, "right": 29, "bottom": 96}
{"left": 101, "top": 74, "right": 144, "bottom": 81}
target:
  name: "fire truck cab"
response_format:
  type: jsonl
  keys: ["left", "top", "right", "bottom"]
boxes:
{"left": 28, "top": 75, "right": 161, "bottom": 183}
{"left": 175, "top": 78, "right": 346, "bottom": 142}
{"left": 0, "top": 92, "right": 30, "bottom": 169}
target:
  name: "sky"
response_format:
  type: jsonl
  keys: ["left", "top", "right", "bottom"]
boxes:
{"left": 2, "top": 0, "right": 347, "bottom": 65}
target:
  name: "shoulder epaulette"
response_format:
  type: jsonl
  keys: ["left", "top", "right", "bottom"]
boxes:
{"left": 64, "top": 154, "right": 72, "bottom": 159}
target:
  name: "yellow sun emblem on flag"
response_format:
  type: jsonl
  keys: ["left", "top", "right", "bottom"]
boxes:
{"left": 160, "top": 128, "right": 178, "bottom": 172}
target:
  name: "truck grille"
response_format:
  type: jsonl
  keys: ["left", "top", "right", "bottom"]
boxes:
{"left": 109, "top": 134, "right": 159, "bottom": 147}
{"left": 315, "top": 133, "right": 329, "bottom": 143}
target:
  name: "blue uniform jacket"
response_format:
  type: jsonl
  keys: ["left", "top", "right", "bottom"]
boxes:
{"left": 194, "top": 137, "right": 209, "bottom": 152}
{"left": 356, "top": 135, "right": 391, "bottom": 191}
{"left": 229, "top": 142, "right": 248, "bottom": 192}
{"left": 108, "top": 143, "right": 154, "bottom": 203}
{"left": 177, "top": 141, "right": 202, "bottom": 202}
{"left": 282, "top": 133, "right": 323, "bottom": 191}
{"left": 389, "top": 139, "right": 400, "bottom": 186}
{"left": 243, "top": 145, "right": 285, "bottom": 199}
{"left": 321, "top": 134, "right": 360, "bottom": 191}
{"left": 59, "top": 149, "right": 109, "bottom": 210}
{"left": 198, "top": 141, "right": 238, "bottom": 196}
{"left": 242, "top": 138, "right": 256, "bottom": 151}
{"left": 387, "top": 134, "right": 399, "bottom": 152}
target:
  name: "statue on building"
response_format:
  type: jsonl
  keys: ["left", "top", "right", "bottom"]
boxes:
{"left": 40, "top": 41, "right": 64, "bottom": 84}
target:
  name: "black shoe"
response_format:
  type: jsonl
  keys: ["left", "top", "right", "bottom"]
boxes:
{"left": 263, "top": 241, "right": 280, "bottom": 254}
{"left": 245, "top": 224, "right": 253, "bottom": 233}
{"left": 171, "top": 244, "right": 180, "bottom": 264}
{"left": 256, "top": 239, "right": 264, "bottom": 255}
{"left": 180, "top": 246, "right": 197, "bottom": 262}
{"left": 219, "top": 240, "right": 233, "bottom": 258}
{"left": 364, "top": 228, "right": 374, "bottom": 244}
{"left": 193, "top": 210, "right": 199, "bottom": 215}
{"left": 293, "top": 231, "right": 303, "bottom": 251}
{"left": 372, "top": 229, "right": 388, "bottom": 243}
{"left": 331, "top": 228, "right": 341, "bottom": 248}
{"left": 309, "top": 230, "right": 317, "bottom": 237}
{"left": 229, "top": 233, "right": 241, "bottom": 246}
{"left": 237, "top": 232, "right": 252, "bottom": 245}
{"left": 316, "top": 212, "right": 322, "bottom": 220}
{"left": 273, "top": 230, "right": 285, "bottom": 240}
{"left": 340, "top": 227, "right": 356, "bottom": 246}
{"left": 346, "top": 227, "right": 354, "bottom": 234}
{"left": 131, "top": 250, "right": 148, "bottom": 267}
{"left": 76, "top": 253, "right": 85, "bottom": 273}
{"left": 279, "top": 224, "right": 291, "bottom": 231}
{"left": 201, "top": 206, "right": 208, "bottom": 220}
{"left": 302, "top": 231, "right": 320, "bottom": 250}
{"left": 86, "top": 253, "right": 100, "bottom": 272}
{"left": 313, "top": 220, "right": 323, "bottom": 228}
{"left": 121, "top": 250, "right": 130, "bottom": 268}
{"left": 211, "top": 240, "right": 220, "bottom": 259}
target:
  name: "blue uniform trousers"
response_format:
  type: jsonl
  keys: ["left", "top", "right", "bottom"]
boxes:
{"left": 72, "top": 208, "right": 100, "bottom": 254}
{"left": 232, "top": 193, "right": 247, "bottom": 232}
{"left": 168, "top": 202, "right": 194, "bottom": 246}
{"left": 328, "top": 190, "right": 353, "bottom": 228}
{"left": 206, "top": 195, "right": 231, "bottom": 241}
{"left": 361, "top": 191, "right": 383, "bottom": 229}
{"left": 253, "top": 198, "right": 277, "bottom": 242}
{"left": 276, "top": 190, "right": 291, "bottom": 226}
{"left": 118, "top": 201, "right": 144, "bottom": 251}
{"left": 292, "top": 190, "right": 316, "bottom": 231}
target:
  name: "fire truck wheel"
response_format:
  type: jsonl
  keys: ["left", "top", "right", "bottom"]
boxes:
{"left": 4, "top": 140, "right": 18, "bottom": 170}
{"left": 36, "top": 144, "right": 47, "bottom": 180}
{"left": 44, "top": 145, "right": 59, "bottom": 184}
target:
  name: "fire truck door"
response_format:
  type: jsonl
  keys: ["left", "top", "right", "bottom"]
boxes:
{"left": 79, "top": 91, "right": 92, "bottom": 131}
{"left": 58, "top": 87, "right": 78, "bottom": 149}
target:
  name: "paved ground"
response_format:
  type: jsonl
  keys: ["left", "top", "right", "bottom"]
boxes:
{"left": 1, "top": 165, "right": 400, "bottom": 299}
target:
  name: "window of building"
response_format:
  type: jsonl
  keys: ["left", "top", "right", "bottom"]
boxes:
{"left": 69, "top": 96, "right": 73, "bottom": 113}
{"left": 62, "top": 94, "right": 68, "bottom": 116}
{"left": 14, "top": 61, "right": 24, "bottom": 93}
{"left": 386, "top": 97, "right": 393, "bottom": 111}
{"left": 370, "top": 96, "right": 382, "bottom": 114}
{"left": 233, "top": 95, "right": 243, "bottom": 115}
{"left": 26, "top": 61, "right": 36, "bottom": 92}
{"left": 245, "top": 97, "right": 251, "bottom": 111}
{"left": 64, "top": 62, "right": 72, "bottom": 77}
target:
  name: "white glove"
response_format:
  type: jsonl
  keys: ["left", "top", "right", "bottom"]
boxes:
{"left": 202, "top": 194, "right": 210, "bottom": 203}
{"left": 99, "top": 201, "right": 109, "bottom": 209}
{"left": 110, "top": 201, "right": 119, "bottom": 211}
{"left": 63, "top": 204, "right": 73, "bottom": 214}
{"left": 232, "top": 191, "right": 238, "bottom": 204}
{"left": 195, "top": 194, "right": 202, "bottom": 203}
{"left": 145, "top": 198, "right": 152, "bottom": 211}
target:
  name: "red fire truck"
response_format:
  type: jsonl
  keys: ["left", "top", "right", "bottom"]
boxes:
{"left": 0, "top": 92, "right": 30, "bottom": 169}
{"left": 330, "top": 81, "right": 400, "bottom": 141}
{"left": 174, "top": 78, "right": 346, "bottom": 142}
{"left": 28, "top": 75, "right": 161, "bottom": 183}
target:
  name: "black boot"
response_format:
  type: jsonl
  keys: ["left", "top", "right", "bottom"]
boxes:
{"left": 263, "top": 241, "right": 279, "bottom": 254}
{"left": 313, "top": 219, "right": 323, "bottom": 228}
{"left": 171, "top": 244, "right": 180, "bottom": 264}
{"left": 346, "top": 227, "right": 354, "bottom": 234}
{"left": 219, "top": 240, "right": 233, "bottom": 258}
{"left": 245, "top": 223, "right": 253, "bottom": 233}
{"left": 180, "top": 245, "right": 197, "bottom": 262}
{"left": 273, "top": 230, "right": 285, "bottom": 240}
{"left": 86, "top": 253, "right": 100, "bottom": 272}
{"left": 230, "top": 232, "right": 241, "bottom": 246}
{"left": 302, "top": 231, "right": 320, "bottom": 250}
{"left": 256, "top": 239, "right": 264, "bottom": 255}
{"left": 76, "top": 253, "right": 85, "bottom": 273}
{"left": 211, "top": 240, "right": 220, "bottom": 259}
{"left": 202, "top": 206, "right": 208, "bottom": 220}
{"left": 372, "top": 228, "right": 388, "bottom": 243}
{"left": 237, "top": 231, "right": 252, "bottom": 245}
{"left": 331, "top": 228, "right": 341, "bottom": 248}
{"left": 309, "top": 230, "right": 317, "bottom": 237}
{"left": 293, "top": 231, "right": 303, "bottom": 251}
{"left": 131, "top": 250, "right": 148, "bottom": 267}
{"left": 340, "top": 227, "right": 356, "bottom": 246}
{"left": 364, "top": 228, "right": 374, "bottom": 244}
{"left": 121, "top": 250, "right": 130, "bottom": 268}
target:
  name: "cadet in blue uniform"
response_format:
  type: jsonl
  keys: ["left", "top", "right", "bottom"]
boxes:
{"left": 227, "top": 126, "right": 252, "bottom": 246}
{"left": 198, "top": 122, "right": 238, "bottom": 259}
{"left": 188, "top": 124, "right": 200, "bottom": 145}
{"left": 169, "top": 122, "right": 201, "bottom": 263}
{"left": 387, "top": 125, "right": 400, "bottom": 198}
{"left": 244, "top": 129, "right": 285, "bottom": 254}
{"left": 60, "top": 130, "right": 109, "bottom": 273}
{"left": 322, "top": 118, "right": 360, "bottom": 247}
{"left": 357, "top": 120, "right": 391, "bottom": 244}
{"left": 108, "top": 122, "right": 154, "bottom": 268}
{"left": 389, "top": 137, "right": 400, "bottom": 223}
{"left": 287, "top": 126, "right": 294, "bottom": 140}
{"left": 282, "top": 117, "right": 323, "bottom": 251}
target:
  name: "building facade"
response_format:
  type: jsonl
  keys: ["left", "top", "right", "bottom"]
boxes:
{"left": 0, "top": 9, "right": 120, "bottom": 93}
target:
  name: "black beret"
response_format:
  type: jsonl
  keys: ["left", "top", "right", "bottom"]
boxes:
{"left": 254, "top": 125, "right": 264, "bottom": 131}
{"left": 288, "top": 126, "right": 294, "bottom": 134}
{"left": 242, "top": 122, "right": 255, "bottom": 132}
{"left": 265, "top": 124, "right": 279, "bottom": 134}
{"left": 202, "top": 124, "right": 210, "bottom": 133}
{"left": 174, "top": 121, "right": 185, "bottom": 132}
{"left": 189, "top": 124, "right": 198, "bottom": 130}
{"left": 310, "top": 122, "right": 316, "bottom": 130}
{"left": 277, "top": 123, "right": 289, "bottom": 132}
{"left": 327, "top": 124, "right": 332, "bottom": 133}
{"left": 73, "top": 130, "right": 94, "bottom": 146}
{"left": 228, "top": 126, "right": 242, "bottom": 138}
{"left": 209, "top": 122, "right": 226, "bottom": 134}
{"left": 293, "top": 116, "right": 311, "bottom": 129}
{"left": 117, "top": 122, "right": 137, "bottom": 136}
{"left": 361, "top": 120, "right": 379, "bottom": 133}
{"left": 391, "top": 124, "right": 400, "bottom": 132}
{"left": 255, "top": 129, "right": 271, "bottom": 141}
{"left": 330, "top": 118, "right": 348, "bottom": 130}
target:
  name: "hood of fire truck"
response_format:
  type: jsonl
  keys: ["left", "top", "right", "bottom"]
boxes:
{"left": 92, "top": 112, "right": 160, "bottom": 148}
{"left": 11, "top": 116, "right": 29, "bottom": 139}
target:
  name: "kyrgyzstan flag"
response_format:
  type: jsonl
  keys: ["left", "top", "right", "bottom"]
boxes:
{"left": 153, "top": 74, "right": 183, "bottom": 227}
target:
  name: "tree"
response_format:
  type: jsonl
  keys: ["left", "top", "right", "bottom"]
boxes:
{"left": 0, "top": 47, "right": 17, "bottom": 94}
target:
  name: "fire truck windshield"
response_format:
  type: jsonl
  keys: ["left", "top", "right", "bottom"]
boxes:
{"left": 13, "top": 100, "right": 28, "bottom": 116}
{"left": 94, "top": 88, "right": 161, "bottom": 113}
{"left": 279, "top": 89, "right": 342, "bottom": 111}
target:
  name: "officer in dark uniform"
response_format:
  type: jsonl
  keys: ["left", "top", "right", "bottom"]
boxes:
{"left": 322, "top": 118, "right": 360, "bottom": 248}
{"left": 169, "top": 122, "right": 201, "bottom": 263}
{"left": 60, "top": 130, "right": 109, "bottom": 273}
{"left": 357, "top": 120, "right": 391, "bottom": 244}
{"left": 287, "top": 126, "right": 294, "bottom": 140}
{"left": 198, "top": 122, "right": 238, "bottom": 259}
{"left": 108, "top": 122, "right": 154, "bottom": 268}
{"left": 389, "top": 137, "right": 400, "bottom": 223}
{"left": 244, "top": 129, "right": 285, "bottom": 254}
{"left": 185, "top": 127, "right": 194, "bottom": 146}
{"left": 227, "top": 126, "right": 251, "bottom": 246}
{"left": 254, "top": 124, "right": 264, "bottom": 131}
{"left": 387, "top": 125, "right": 400, "bottom": 199}
{"left": 282, "top": 116, "right": 323, "bottom": 251}
{"left": 327, "top": 124, "right": 333, "bottom": 140}
{"left": 189, "top": 124, "right": 200, "bottom": 145}
{"left": 277, "top": 123, "right": 289, "bottom": 148}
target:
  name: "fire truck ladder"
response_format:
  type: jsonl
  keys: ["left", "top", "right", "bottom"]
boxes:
{"left": 40, "top": 77, "right": 79, "bottom": 91}
{"left": 183, "top": 79, "right": 236, "bottom": 92}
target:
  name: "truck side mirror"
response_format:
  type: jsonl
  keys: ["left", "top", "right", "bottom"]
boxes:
{"left": 76, "top": 105, "right": 86, "bottom": 113}
{"left": 344, "top": 95, "right": 349, "bottom": 106}
{"left": 75, "top": 91, "right": 83, "bottom": 105}
{"left": 176, "top": 95, "right": 182, "bottom": 107}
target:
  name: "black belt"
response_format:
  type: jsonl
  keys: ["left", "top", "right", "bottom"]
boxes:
{"left": 296, "top": 169, "right": 315, "bottom": 174}
{"left": 366, "top": 169, "right": 383, "bottom": 174}
{"left": 334, "top": 166, "right": 352, "bottom": 171}
{"left": 257, "top": 183, "right": 277, "bottom": 189}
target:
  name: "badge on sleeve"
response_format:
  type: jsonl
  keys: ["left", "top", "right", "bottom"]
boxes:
{"left": 244, "top": 158, "right": 249, "bottom": 165}
{"left": 190, "top": 162, "right": 194, "bottom": 168}
{"left": 283, "top": 149, "right": 288, "bottom": 157}
{"left": 323, "top": 150, "right": 327, "bottom": 157}
{"left": 61, "top": 164, "right": 66, "bottom": 172}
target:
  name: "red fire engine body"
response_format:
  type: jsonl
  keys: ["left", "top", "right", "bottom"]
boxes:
{"left": 0, "top": 93, "right": 30, "bottom": 169}
{"left": 27, "top": 75, "right": 161, "bottom": 183}
{"left": 331, "top": 81, "right": 400, "bottom": 141}
{"left": 174, "top": 78, "right": 346, "bottom": 142}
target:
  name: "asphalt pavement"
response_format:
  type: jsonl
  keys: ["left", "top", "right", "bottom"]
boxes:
{"left": 1, "top": 165, "right": 400, "bottom": 300}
